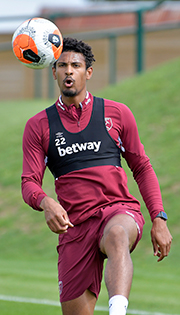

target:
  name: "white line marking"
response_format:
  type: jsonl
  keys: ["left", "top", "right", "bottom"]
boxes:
{"left": 0, "top": 295, "right": 60, "bottom": 306}
{"left": 127, "top": 311, "right": 180, "bottom": 315}
{"left": 0, "top": 295, "right": 179, "bottom": 315}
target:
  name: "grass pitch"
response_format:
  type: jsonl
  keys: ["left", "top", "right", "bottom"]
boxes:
{"left": 0, "top": 57, "right": 180, "bottom": 314}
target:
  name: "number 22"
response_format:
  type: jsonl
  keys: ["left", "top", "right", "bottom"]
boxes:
{"left": 55, "top": 137, "right": 66, "bottom": 146}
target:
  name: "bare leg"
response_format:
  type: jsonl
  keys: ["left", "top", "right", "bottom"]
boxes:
{"left": 100, "top": 214, "right": 138, "bottom": 299}
{"left": 61, "top": 289, "right": 96, "bottom": 315}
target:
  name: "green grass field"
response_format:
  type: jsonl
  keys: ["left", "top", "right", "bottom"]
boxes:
{"left": 0, "top": 57, "right": 180, "bottom": 314}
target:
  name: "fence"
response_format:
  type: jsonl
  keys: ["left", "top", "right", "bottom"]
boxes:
{"left": 0, "top": 1, "right": 180, "bottom": 99}
{"left": 47, "top": 19, "right": 180, "bottom": 98}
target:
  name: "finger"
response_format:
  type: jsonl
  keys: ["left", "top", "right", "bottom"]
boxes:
{"left": 166, "top": 243, "right": 171, "bottom": 256}
{"left": 47, "top": 219, "right": 62, "bottom": 233}
{"left": 154, "top": 248, "right": 158, "bottom": 257}
{"left": 152, "top": 237, "right": 158, "bottom": 257}
{"left": 55, "top": 225, "right": 70, "bottom": 234}
{"left": 157, "top": 253, "right": 166, "bottom": 262}
{"left": 67, "top": 221, "right": 74, "bottom": 228}
{"left": 166, "top": 237, "right": 173, "bottom": 255}
{"left": 157, "top": 245, "right": 167, "bottom": 262}
{"left": 156, "top": 247, "right": 161, "bottom": 257}
{"left": 47, "top": 216, "right": 69, "bottom": 234}
{"left": 61, "top": 212, "right": 74, "bottom": 228}
{"left": 56, "top": 217, "right": 74, "bottom": 232}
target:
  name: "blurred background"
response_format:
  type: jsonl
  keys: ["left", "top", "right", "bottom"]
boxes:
{"left": 0, "top": 0, "right": 180, "bottom": 100}
{"left": 0, "top": 1, "right": 180, "bottom": 314}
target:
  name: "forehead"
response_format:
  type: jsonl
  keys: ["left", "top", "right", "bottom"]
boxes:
{"left": 57, "top": 51, "right": 86, "bottom": 64}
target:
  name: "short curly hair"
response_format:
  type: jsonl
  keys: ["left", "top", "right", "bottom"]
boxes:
{"left": 54, "top": 37, "right": 95, "bottom": 69}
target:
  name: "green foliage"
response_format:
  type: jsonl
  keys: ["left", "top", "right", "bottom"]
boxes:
{"left": 98, "top": 57, "right": 180, "bottom": 223}
{"left": 0, "top": 58, "right": 180, "bottom": 314}
{"left": 97, "top": 58, "right": 180, "bottom": 313}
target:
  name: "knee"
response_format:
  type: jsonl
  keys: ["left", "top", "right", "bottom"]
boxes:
{"left": 102, "top": 224, "right": 129, "bottom": 255}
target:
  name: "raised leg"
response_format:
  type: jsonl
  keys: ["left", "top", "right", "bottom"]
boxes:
{"left": 61, "top": 289, "right": 96, "bottom": 315}
{"left": 100, "top": 214, "right": 138, "bottom": 299}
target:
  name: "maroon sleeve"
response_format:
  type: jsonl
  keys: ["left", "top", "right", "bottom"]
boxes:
{"left": 21, "top": 111, "right": 49, "bottom": 210}
{"left": 120, "top": 104, "right": 164, "bottom": 221}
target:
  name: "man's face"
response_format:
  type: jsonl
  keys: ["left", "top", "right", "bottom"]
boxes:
{"left": 52, "top": 51, "right": 92, "bottom": 100}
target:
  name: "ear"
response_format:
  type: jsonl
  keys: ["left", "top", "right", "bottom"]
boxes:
{"left": 52, "top": 67, "right": 57, "bottom": 80}
{"left": 86, "top": 67, "right": 93, "bottom": 80}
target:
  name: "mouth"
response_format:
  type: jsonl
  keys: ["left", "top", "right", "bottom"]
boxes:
{"left": 63, "top": 76, "right": 75, "bottom": 88}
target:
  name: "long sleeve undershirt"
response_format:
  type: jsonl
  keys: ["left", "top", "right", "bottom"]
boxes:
{"left": 21, "top": 93, "right": 164, "bottom": 223}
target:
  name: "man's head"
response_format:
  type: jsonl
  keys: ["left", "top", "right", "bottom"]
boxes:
{"left": 53, "top": 37, "right": 95, "bottom": 70}
{"left": 52, "top": 38, "right": 95, "bottom": 105}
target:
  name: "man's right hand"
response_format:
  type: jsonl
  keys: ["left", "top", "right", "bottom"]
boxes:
{"left": 40, "top": 196, "right": 74, "bottom": 234}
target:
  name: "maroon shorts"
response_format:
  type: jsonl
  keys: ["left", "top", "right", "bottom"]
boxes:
{"left": 57, "top": 203, "right": 145, "bottom": 302}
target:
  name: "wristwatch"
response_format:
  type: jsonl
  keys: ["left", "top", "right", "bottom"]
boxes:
{"left": 155, "top": 211, "right": 168, "bottom": 221}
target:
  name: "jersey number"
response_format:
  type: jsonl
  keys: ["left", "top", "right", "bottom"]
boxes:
{"left": 55, "top": 137, "right": 66, "bottom": 146}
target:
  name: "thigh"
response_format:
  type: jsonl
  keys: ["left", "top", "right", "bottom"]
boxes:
{"left": 61, "top": 289, "right": 96, "bottom": 315}
{"left": 97, "top": 203, "right": 145, "bottom": 254}
{"left": 100, "top": 213, "right": 138, "bottom": 255}
{"left": 57, "top": 218, "right": 104, "bottom": 302}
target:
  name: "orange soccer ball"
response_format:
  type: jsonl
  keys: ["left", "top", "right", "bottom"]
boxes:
{"left": 12, "top": 17, "right": 63, "bottom": 69}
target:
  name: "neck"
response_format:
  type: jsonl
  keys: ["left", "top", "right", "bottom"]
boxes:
{"left": 60, "top": 91, "right": 89, "bottom": 108}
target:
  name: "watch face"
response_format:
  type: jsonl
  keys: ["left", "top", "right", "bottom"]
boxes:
{"left": 157, "top": 211, "right": 168, "bottom": 220}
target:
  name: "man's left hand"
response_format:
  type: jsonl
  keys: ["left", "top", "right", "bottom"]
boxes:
{"left": 151, "top": 217, "right": 172, "bottom": 262}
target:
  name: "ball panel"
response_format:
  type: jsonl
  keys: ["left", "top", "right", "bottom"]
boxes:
{"left": 13, "top": 34, "right": 38, "bottom": 64}
{"left": 50, "top": 29, "right": 63, "bottom": 60}
{"left": 23, "top": 49, "right": 41, "bottom": 63}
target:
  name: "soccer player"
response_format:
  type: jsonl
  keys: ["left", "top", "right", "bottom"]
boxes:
{"left": 21, "top": 37, "right": 172, "bottom": 315}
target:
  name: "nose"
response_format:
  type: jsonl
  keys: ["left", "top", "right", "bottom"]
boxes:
{"left": 66, "top": 64, "right": 73, "bottom": 76}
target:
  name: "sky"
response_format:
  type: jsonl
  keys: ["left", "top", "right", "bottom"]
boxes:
{"left": 0, "top": 0, "right": 178, "bottom": 34}
{"left": 0, "top": 0, "right": 88, "bottom": 33}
